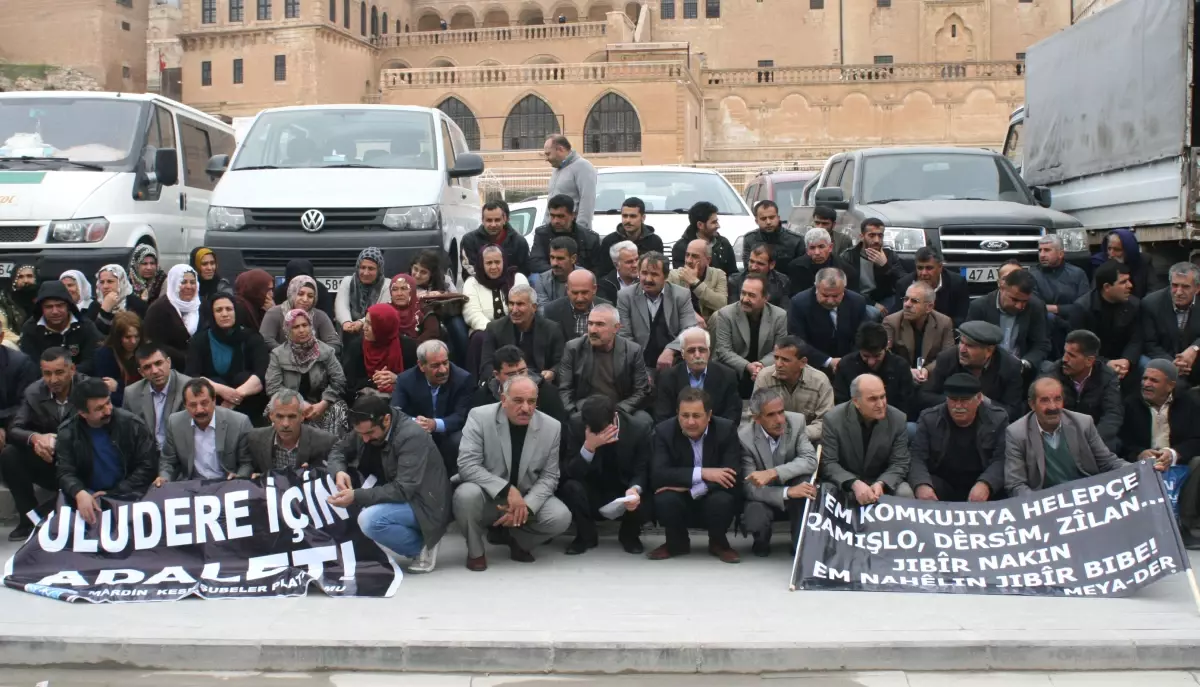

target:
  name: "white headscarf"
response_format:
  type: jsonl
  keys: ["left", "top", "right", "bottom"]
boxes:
{"left": 166, "top": 264, "right": 201, "bottom": 335}
{"left": 59, "top": 269, "right": 93, "bottom": 310}
{"left": 95, "top": 264, "right": 134, "bottom": 313}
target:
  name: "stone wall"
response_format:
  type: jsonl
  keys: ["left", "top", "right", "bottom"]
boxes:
{"left": 0, "top": 63, "right": 104, "bottom": 92}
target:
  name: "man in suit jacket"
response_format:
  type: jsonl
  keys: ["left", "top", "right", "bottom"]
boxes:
{"left": 1041, "top": 330, "right": 1124, "bottom": 453}
{"left": 617, "top": 251, "right": 697, "bottom": 370}
{"left": 246, "top": 389, "right": 337, "bottom": 476}
{"left": 883, "top": 281, "right": 954, "bottom": 377}
{"left": 653, "top": 328, "right": 741, "bottom": 425}
{"left": 0, "top": 347, "right": 85, "bottom": 540}
{"left": 739, "top": 388, "right": 817, "bottom": 557}
{"left": 392, "top": 340, "right": 476, "bottom": 475}
{"left": 893, "top": 247, "right": 970, "bottom": 326}
{"left": 598, "top": 240, "right": 640, "bottom": 304}
{"left": 650, "top": 387, "right": 744, "bottom": 563}
{"left": 157, "top": 378, "right": 252, "bottom": 483}
{"left": 1142, "top": 263, "right": 1200, "bottom": 383}
{"left": 543, "top": 270, "right": 610, "bottom": 344}
{"left": 123, "top": 344, "right": 191, "bottom": 450}
{"left": 909, "top": 374, "right": 1008, "bottom": 502}
{"left": 713, "top": 273, "right": 788, "bottom": 397}
{"left": 479, "top": 284, "right": 564, "bottom": 380}
{"left": 1005, "top": 377, "right": 1126, "bottom": 498}
{"left": 557, "top": 303, "right": 651, "bottom": 430}
{"left": 667, "top": 238, "right": 728, "bottom": 320}
{"left": 821, "top": 374, "right": 912, "bottom": 504}
{"left": 966, "top": 269, "right": 1052, "bottom": 374}
{"left": 558, "top": 393, "right": 649, "bottom": 555}
{"left": 454, "top": 376, "right": 572, "bottom": 570}
{"left": 788, "top": 268, "right": 867, "bottom": 374}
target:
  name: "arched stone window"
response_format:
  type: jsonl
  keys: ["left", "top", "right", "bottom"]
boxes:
{"left": 584, "top": 93, "right": 641, "bottom": 153}
{"left": 360, "top": 1, "right": 367, "bottom": 34}
{"left": 342, "top": 0, "right": 349, "bottom": 27}
{"left": 370, "top": 4, "right": 378, "bottom": 34}
{"left": 382, "top": 11, "right": 388, "bottom": 32}
{"left": 503, "top": 95, "right": 560, "bottom": 150}
{"left": 438, "top": 97, "right": 481, "bottom": 151}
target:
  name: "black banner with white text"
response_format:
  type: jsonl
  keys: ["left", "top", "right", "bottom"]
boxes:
{"left": 796, "top": 461, "right": 1188, "bottom": 597}
{"left": 1, "top": 469, "right": 399, "bottom": 603}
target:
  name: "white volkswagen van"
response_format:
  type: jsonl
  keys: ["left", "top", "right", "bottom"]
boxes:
{"left": 204, "top": 105, "right": 484, "bottom": 290}
{"left": 0, "top": 91, "right": 235, "bottom": 279}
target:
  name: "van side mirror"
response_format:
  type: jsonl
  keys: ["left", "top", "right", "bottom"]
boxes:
{"left": 814, "top": 186, "right": 849, "bottom": 211}
{"left": 206, "top": 154, "right": 230, "bottom": 180}
{"left": 448, "top": 152, "right": 484, "bottom": 179}
{"left": 1032, "top": 186, "right": 1052, "bottom": 208}
{"left": 152, "top": 148, "right": 179, "bottom": 187}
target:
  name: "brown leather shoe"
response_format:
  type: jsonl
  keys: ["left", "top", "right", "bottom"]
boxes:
{"left": 647, "top": 544, "right": 674, "bottom": 560}
{"left": 708, "top": 542, "right": 741, "bottom": 564}
{"left": 465, "top": 555, "right": 488, "bottom": 572}
{"left": 508, "top": 541, "right": 536, "bottom": 563}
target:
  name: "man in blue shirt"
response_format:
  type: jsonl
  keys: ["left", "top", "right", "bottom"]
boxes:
{"left": 56, "top": 377, "right": 159, "bottom": 525}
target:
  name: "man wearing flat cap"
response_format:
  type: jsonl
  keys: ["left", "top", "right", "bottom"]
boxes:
{"left": 1120, "top": 360, "right": 1200, "bottom": 546}
{"left": 908, "top": 373, "right": 1009, "bottom": 502}
{"left": 918, "top": 320, "right": 1025, "bottom": 421}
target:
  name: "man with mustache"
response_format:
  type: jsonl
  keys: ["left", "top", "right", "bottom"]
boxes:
{"left": 652, "top": 327, "right": 741, "bottom": 426}
{"left": 1004, "top": 377, "right": 1125, "bottom": 497}
{"left": 597, "top": 197, "right": 663, "bottom": 279}
{"left": 918, "top": 320, "right": 1024, "bottom": 422}
{"left": 908, "top": 373, "right": 1008, "bottom": 502}
{"left": 557, "top": 303, "right": 652, "bottom": 440}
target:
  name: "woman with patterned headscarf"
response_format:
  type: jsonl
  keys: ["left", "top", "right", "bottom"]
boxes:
{"left": 390, "top": 272, "right": 440, "bottom": 348}
{"left": 265, "top": 308, "right": 348, "bottom": 435}
{"left": 129, "top": 244, "right": 167, "bottom": 303}
{"left": 59, "top": 270, "right": 94, "bottom": 310}
{"left": 334, "top": 247, "right": 390, "bottom": 334}
{"left": 86, "top": 264, "right": 147, "bottom": 334}
{"left": 260, "top": 274, "right": 342, "bottom": 352}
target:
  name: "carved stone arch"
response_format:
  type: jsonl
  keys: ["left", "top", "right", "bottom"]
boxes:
{"left": 586, "top": 2, "right": 613, "bottom": 20}
{"left": 934, "top": 12, "right": 975, "bottom": 62}
{"left": 416, "top": 10, "right": 442, "bottom": 31}
{"left": 583, "top": 90, "right": 641, "bottom": 153}
{"left": 502, "top": 93, "right": 561, "bottom": 150}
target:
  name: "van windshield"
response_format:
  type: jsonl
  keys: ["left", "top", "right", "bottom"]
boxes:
{"left": 0, "top": 97, "right": 144, "bottom": 169}
{"left": 234, "top": 109, "right": 438, "bottom": 171}
{"left": 861, "top": 153, "right": 1033, "bottom": 205}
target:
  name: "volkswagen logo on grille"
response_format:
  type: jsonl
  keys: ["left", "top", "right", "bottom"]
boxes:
{"left": 300, "top": 209, "right": 325, "bottom": 233}
{"left": 980, "top": 239, "right": 1009, "bottom": 251}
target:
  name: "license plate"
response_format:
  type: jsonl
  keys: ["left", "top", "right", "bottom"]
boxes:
{"left": 962, "top": 266, "right": 999, "bottom": 283}
{"left": 0, "top": 263, "right": 13, "bottom": 278}
{"left": 321, "top": 277, "right": 344, "bottom": 293}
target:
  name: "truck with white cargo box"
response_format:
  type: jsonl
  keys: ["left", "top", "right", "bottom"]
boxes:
{"left": 1003, "top": 0, "right": 1200, "bottom": 270}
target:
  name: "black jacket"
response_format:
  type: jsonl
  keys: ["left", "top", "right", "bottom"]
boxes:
{"left": 786, "top": 254, "right": 860, "bottom": 297}
{"left": 1041, "top": 359, "right": 1124, "bottom": 452}
{"left": 652, "top": 361, "right": 742, "bottom": 426}
{"left": 671, "top": 229, "right": 737, "bottom": 278}
{"left": 894, "top": 270, "right": 971, "bottom": 327}
{"left": 479, "top": 315, "right": 565, "bottom": 378}
{"left": 10, "top": 373, "right": 89, "bottom": 446}
{"left": 460, "top": 223, "right": 532, "bottom": 277}
{"left": 920, "top": 347, "right": 1025, "bottom": 422}
{"left": 966, "top": 290, "right": 1052, "bottom": 370}
{"left": 470, "top": 375, "right": 567, "bottom": 427}
{"left": 529, "top": 222, "right": 603, "bottom": 274}
{"left": 740, "top": 227, "right": 803, "bottom": 266}
{"left": 787, "top": 288, "right": 868, "bottom": 368}
{"left": 0, "top": 346, "right": 38, "bottom": 428}
{"left": 1067, "top": 290, "right": 1143, "bottom": 363}
{"left": 84, "top": 297, "right": 149, "bottom": 335}
{"left": 1120, "top": 391, "right": 1200, "bottom": 463}
{"left": 19, "top": 281, "right": 102, "bottom": 375}
{"left": 596, "top": 223, "right": 664, "bottom": 277}
{"left": 562, "top": 405, "right": 651, "bottom": 490}
{"left": 832, "top": 351, "right": 916, "bottom": 418}
{"left": 728, "top": 270, "right": 791, "bottom": 309}
{"left": 839, "top": 244, "right": 908, "bottom": 306}
{"left": 651, "top": 415, "right": 742, "bottom": 492}
{"left": 56, "top": 407, "right": 158, "bottom": 500}
{"left": 543, "top": 295, "right": 610, "bottom": 344}
{"left": 908, "top": 403, "right": 1009, "bottom": 496}
{"left": 1141, "top": 287, "right": 1200, "bottom": 361}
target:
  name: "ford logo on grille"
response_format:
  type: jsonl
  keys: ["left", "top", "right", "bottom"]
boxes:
{"left": 300, "top": 209, "right": 325, "bottom": 233}
{"left": 980, "top": 239, "right": 1009, "bottom": 251}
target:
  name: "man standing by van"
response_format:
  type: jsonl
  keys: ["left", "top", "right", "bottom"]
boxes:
{"left": 544, "top": 135, "right": 597, "bottom": 230}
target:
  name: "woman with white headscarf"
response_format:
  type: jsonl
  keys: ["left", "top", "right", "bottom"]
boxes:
{"left": 85, "top": 264, "right": 148, "bottom": 334}
{"left": 59, "top": 270, "right": 94, "bottom": 310}
{"left": 143, "top": 264, "right": 201, "bottom": 369}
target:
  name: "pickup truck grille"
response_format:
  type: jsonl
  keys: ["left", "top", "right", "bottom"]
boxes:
{"left": 241, "top": 249, "right": 364, "bottom": 272}
{"left": 937, "top": 225, "right": 1045, "bottom": 295}
{"left": 243, "top": 208, "right": 385, "bottom": 231}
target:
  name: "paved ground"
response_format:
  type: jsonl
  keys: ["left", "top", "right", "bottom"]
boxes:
{"left": 2, "top": 534, "right": 1200, "bottom": 673}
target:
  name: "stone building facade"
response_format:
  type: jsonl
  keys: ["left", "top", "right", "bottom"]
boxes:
{"left": 175, "top": 0, "right": 1073, "bottom": 166}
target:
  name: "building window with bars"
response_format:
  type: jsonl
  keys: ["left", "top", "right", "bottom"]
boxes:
{"left": 705, "top": 0, "right": 718, "bottom": 17}
{"left": 437, "top": 97, "right": 481, "bottom": 151}
{"left": 201, "top": 61, "right": 212, "bottom": 86}
{"left": 201, "top": 0, "right": 215, "bottom": 23}
{"left": 502, "top": 95, "right": 560, "bottom": 150}
{"left": 230, "top": 0, "right": 244, "bottom": 21}
{"left": 584, "top": 93, "right": 642, "bottom": 153}
{"left": 810, "top": 0, "right": 823, "bottom": 7}
{"left": 342, "top": 0, "right": 349, "bottom": 27}
{"left": 877, "top": 0, "right": 890, "bottom": 6}
{"left": 274, "top": 54, "right": 286, "bottom": 81}
{"left": 756, "top": 59, "right": 774, "bottom": 83}
{"left": 122, "top": 65, "right": 131, "bottom": 79}
{"left": 660, "top": 0, "right": 674, "bottom": 19}
{"left": 258, "top": 0, "right": 271, "bottom": 20}
{"left": 360, "top": 1, "right": 366, "bottom": 35}
{"left": 233, "top": 58, "right": 244, "bottom": 84}
{"left": 382, "top": 11, "right": 387, "bottom": 33}
{"left": 683, "top": 0, "right": 697, "bottom": 18}
{"left": 329, "top": 0, "right": 335, "bottom": 21}
{"left": 285, "top": 0, "right": 299, "bottom": 18}
{"left": 116, "top": 0, "right": 133, "bottom": 6}
{"left": 874, "top": 55, "right": 893, "bottom": 64}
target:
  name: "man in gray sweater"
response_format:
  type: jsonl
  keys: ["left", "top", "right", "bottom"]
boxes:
{"left": 545, "top": 135, "right": 597, "bottom": 230}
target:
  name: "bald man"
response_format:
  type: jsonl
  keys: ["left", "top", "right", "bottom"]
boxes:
{"left": 668, "top": 238, "right": 728, "bottom": 320}
{"left": 820, "top": 374, "right": 912, "bottom": 505}
{"left": 544, "top": 269, "right": 611, "bottom": 343}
